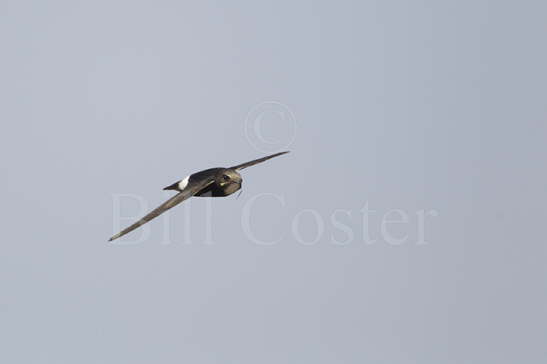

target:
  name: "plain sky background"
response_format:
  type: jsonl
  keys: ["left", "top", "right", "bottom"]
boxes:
{"left": 1, "top": 1, "right": 546, "bottom": 363}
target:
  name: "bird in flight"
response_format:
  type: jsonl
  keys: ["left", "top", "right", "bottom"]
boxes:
{"left": 109, "top": 151, "right": 289, "bottom": 241}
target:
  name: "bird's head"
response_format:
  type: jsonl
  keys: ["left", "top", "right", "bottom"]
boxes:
{"left": 216, "top": 168, "right": 242, "bottom": 195}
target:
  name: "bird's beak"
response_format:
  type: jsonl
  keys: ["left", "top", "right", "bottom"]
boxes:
{"left": 236, "top": 181, "right": 243, "bottom": 199}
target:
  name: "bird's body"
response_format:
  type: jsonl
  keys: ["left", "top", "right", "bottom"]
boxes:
{"left": 162, "top": 168, "right": 241, "bottom": 196}
{"left": 108, "top": 151, "right": 288, "bottom": 241}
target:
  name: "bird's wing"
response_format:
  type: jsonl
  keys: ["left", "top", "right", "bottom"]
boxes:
{"left": 230, "top": 151, "right": 289, "bottom": 171}
{"left": 109, "top": 177, "right": 215, "bottom": 241}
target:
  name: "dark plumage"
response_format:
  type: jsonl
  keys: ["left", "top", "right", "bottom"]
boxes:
{"left": 108, "top": 151, "right": 289, "bottom": 241}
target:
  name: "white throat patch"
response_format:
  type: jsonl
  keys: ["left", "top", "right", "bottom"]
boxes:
{"left": 178, "top": 176, "right": 190, "bottom": 190}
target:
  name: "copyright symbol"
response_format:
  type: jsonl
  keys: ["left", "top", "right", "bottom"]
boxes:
{"left": 244, "top": 101, "right": 297, "bottom": 153}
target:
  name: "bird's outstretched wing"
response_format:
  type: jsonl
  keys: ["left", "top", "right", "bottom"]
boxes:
{"left": 109, "top": 177, "right": 215, "bottom": 241}
{"left": 230, "top": 151, "right": 289, "bottom": 171}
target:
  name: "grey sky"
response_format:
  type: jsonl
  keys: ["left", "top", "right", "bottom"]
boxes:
{"left": 1, "top": 1, "right": 546, "bottom": 363}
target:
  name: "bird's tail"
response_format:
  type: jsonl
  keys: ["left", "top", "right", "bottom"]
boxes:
{"left": 163, "top": 181, "right": 180, "bottom": 191}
